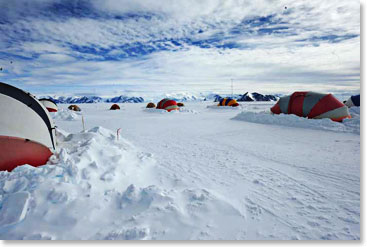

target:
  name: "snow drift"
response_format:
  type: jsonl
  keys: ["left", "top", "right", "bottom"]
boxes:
{"left": 232, "top": 109, "right": 360, "bottom": 134}
{"left": 0, "top": 126, "right": 245, "bottom": 240}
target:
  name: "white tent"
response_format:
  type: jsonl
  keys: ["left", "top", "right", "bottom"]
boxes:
{"left": 0, "top": 82, "right": 56, "bottom": 171}
{"left": 39, "top": 98, "right": 58, "bottom": 112}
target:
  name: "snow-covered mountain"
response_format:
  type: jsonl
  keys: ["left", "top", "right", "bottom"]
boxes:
{"left": 238, "top": 92, "right": 278, "bottom": 102}
{"left": 39, "top": 92, "right": 279, "bottom": 104}
{"left": 105, "top": 95, "right": 144, "bottom": 103}
{"left": 211, "top": 92, "right": 279, "bottom": 102}
{"left": 41, "top": 95, "right": 143, "bottom": 104}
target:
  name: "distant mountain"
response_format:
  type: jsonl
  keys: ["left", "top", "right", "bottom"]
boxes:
{"left": 212, "top": 92, "right": 279, "bottom": 102}
{"left": 41, "top": 95, "right": 143, "bottom": 104}
{"left": 39, "top": 92, "right": 279, "bottom": 104}
{"left": 237, "top": 92, "right": 278, "bottom": 102}
{"left": 105, "top": 95, "right": 144, "bottom": 103}
{"left": 237, "top": 93, "right": 254, "bottom": 102}
{"left": 212, "top": 95, "right": 224, "bottom": 102}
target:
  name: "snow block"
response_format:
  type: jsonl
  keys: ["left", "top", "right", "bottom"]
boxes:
{"left": 0, "top": 192, "right": 30, "bottom": 227}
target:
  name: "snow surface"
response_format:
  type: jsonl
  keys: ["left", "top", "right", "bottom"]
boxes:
{"left": 0, "top": 102, "right": 360, "bottom": 240}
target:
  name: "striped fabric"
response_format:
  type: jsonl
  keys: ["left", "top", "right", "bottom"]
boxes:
{"left": 271, "top": 91, "right": 351, "bottom": 122}
{"left": 218, "top": 98, "right": 239, "bottom": 107}
{"left": 157, "top": 98, "right": 179, "bottom": 112}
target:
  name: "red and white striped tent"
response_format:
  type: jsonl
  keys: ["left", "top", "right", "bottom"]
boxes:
{"left": 39, "top": 98, "right": 58, "bottom": 112}
{"left": 157, "top": 98, "right": 179, "bottom": 112}
{"left": 0, "top": 82, "right": 56, "bottom": 171}
{"left": 271, "top": 91, "right": 351, "bottom": 122}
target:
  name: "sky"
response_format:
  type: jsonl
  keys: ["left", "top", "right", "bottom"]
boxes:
{"left": 0, "top": 0, "right": 361, "bottom": 97}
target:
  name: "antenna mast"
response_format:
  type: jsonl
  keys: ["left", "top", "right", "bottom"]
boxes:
{"left": 231, "top": 78, "right": 234, "bottom": 97}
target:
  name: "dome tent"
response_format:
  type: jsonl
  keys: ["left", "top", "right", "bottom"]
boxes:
{"left": 146, "top": 102, "right": 156, "bottom": 108}
{"left": 344, "top": 94, "right": 360, "bottom": 108}
{"left": 271, "top": 91, "right": 350, "bottom": 122}
{"left": 0, "top": 82, "right": 56, "bottom": 171}
{"left": 157, "top": 98, "right": 179, "bottom": 112}
{"left": 110, "top": 104, "right": 120, "bottom": 110}
{"left": 39, "top": 98, "right": 58, "bottom": 112}
{"left": 68, "top": 104, "right": 81, "bottom": 111}
{"left": 218, "top": 98, "right": 239, "bottom": 107}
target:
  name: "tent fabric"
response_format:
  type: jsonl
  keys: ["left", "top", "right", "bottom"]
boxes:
{"left": 0, "top": 82, "right": 56, "bottom": 171}
{"left": 68, "top": 105, "right": 81, "bottom": 111}
{"left": 39, "top": 98, "right": 58, "bottom": 112}
{"left": 351, "top": 95, "right": 360, "bottom": 106}
{"left": 271, "top": 91, "right": 351, "bottom": 122}
{"left": 0, "top": 136, "right": 52, "bottom": 172}
{"left": 177, "top": 102, "right": 185, "bottom": 107}
{"left": 110, "top": 104, "right": 120, "bottom": 110}
{"left": 218, "top": 98, "right": 239, "bottom": 107}
{"left": 157, "top": 99, "right": 179, "bottom": 112}
{"left": 345, "top": 95, "right": 360, "bottom": 107}
{"left": 146, "top": 102, "right": 156, "bottom": 108}
{"left": 0, "top": 82, "right": 56, "bottom": 149}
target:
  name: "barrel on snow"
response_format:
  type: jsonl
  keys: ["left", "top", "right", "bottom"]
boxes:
{"left": 39, "top": 98, "right": 58, "bottom": 112}
{"left": 270, "top": 92, "right": 351, "bottom": 122}
{"left": 218, "top": 98, "right": 239, "bottom": 107}
{"left": 344, "top": 95, "right": 360, "bottom": 108}
{"left": 157, "top": 99, "right": 179, "bottom": 112}
{"left": 0, "top": 82, "right": 56, "bottom": 171}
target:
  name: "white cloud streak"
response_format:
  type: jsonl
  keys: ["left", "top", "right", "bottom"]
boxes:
{"left": 0, "top": 0, "right": 360, "bottom": 95}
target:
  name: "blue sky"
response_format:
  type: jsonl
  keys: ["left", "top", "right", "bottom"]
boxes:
{"left": 0, "top": 0, "right": 360, "bottom": 96}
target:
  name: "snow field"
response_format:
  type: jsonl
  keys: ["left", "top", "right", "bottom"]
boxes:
{"left": 0, "top": 101, "right": 360, "bottom": 240}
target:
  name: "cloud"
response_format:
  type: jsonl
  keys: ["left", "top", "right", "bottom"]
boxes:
{"left": 0, "top": 0, "right": 360, "bottom": 95}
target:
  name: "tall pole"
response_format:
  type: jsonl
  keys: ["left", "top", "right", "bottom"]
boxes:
{"left": 231, "top": 78, "right": 234, "bottom": 98}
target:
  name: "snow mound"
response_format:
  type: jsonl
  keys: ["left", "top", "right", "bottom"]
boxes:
{"left": 143, "top": 108, "right": 198, "bottom": 114}
{"left": 178, "top": 107, "right": 199, "bottom": 114}
{"left": 52, "top": 109, "right": 80, "bottom": 121}
{"left": 207, "top": 105, "right": 242, "bottom": 110}
{"left": 233, "top": 111, "right": 360, "bottom": 134}
{"left": 143, "top": 108, "right": 174, "bottom": 114}
{"left": 0, "top": 127, "right": 156, "bottom": 239}
{"left": 0, "top": 126, "right": 245, "bottom": 240}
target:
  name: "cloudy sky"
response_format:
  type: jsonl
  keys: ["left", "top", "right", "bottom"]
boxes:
{"left": 0, "top": 0, "right": 360, "bottom": 96}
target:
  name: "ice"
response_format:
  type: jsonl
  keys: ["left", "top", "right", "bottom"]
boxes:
{"left": 0, "top": 192, "right": 30, "bottom": 227}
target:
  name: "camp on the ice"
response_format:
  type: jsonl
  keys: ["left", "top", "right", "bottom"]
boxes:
{"left": 68, "top": 104, "right": 81, "bottom": 111}
{"left": 39, "top": 98, "right": 58, "bottom": 112}
{"left": 110, "top": 104, "right": 120, "bottom": 110}
{"left": 344, "top": 94, "right": 360, "bottom": 108}
{"left": 0, "top": 82, "right": 56, "bottom": 171}
{"left": 146, "top": 102, "right": 156, "bottom": 108}
{"left": 218, "top": 97, "right": 239, "bottom": 107}
{"left": 156, "top": 98, "right": 179, "bottom": 112}
{"left": 271, "top": 91, "right": 351, "bottom": 122}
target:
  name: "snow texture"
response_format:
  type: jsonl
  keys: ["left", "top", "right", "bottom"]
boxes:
{"left": 0, "top": 101, "right": 360, "bottom": 240}
{"left": 233, "top": 109, "right": 360, "bottom": 134}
